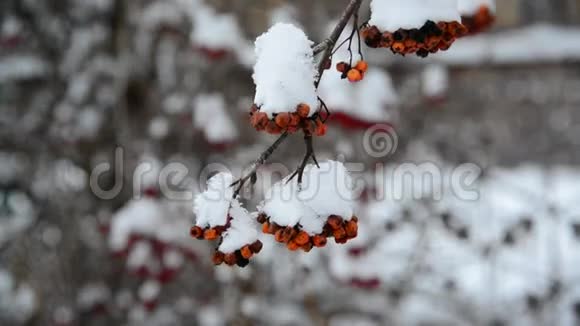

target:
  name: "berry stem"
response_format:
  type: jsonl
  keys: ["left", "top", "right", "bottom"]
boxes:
{"left": 287, "top": 134, "right": 318, "bottom": 185}
{"left": 231, "top": 131, "right": 289, "bottom": 197}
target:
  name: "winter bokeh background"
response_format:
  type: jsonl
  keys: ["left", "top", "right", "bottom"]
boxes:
{"left": 2, "top": 0, "right": 580, "bottom": 325}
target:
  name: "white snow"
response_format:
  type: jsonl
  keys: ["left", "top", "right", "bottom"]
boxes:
{"left": 260, "top": 161, "right": 355, "bottom": 234}
{"left": 369, "top": 0, "right": 461, "bottom": 32}
{"left": 218, "top": 202, "right": 260, "bottom": 253}
{"left": 0, "top": 191, "right": 36, "bottom": 246}
{"left": 458, "top": 0, "right": 495, "bottom": 15}
{"left": 191, "top": 6, "right": 245, "bottom": 51}
{"left": 127, "top": 241, "right": 153, "bottom": 269}
{"left": 193, "top": 172, "right": 234, "bottom": 228}
{"left": 253, "top": 23, "right": 318, "bottom": 118}
{"left": 421, "top": 64, "right": 449, "bottom": 98}
{"left": 193, "top": 94, "right": 238, "bottom": 144}
{"left": 109, "top": 199, "right": 193, "bottom": 250}
{"left": 77, "top": 283, "right": 110, "bottom": 309}
{"left": 138, "top": 280, "right": 161, "bottom": 302}
{"left": 430, "top": 24, "right": 580, "bottom": 65}
{"left": 0, "top": 55, "right": 50, "bottom": 82}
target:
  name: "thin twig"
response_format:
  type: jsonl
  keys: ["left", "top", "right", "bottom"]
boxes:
{"left": 287, "top": 134, "right": 318, "bottom": 184}
{"left": 231, "top": 131, "right": 289, "bottom": 197}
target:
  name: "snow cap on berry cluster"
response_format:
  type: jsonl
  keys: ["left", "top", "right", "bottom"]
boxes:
{"left": 252, "top": 23, "right": 318, "bottom": 118}
{"left": 218, "top": 202, "right": 260, "bottom": 253}
{"left": 369, "top": 0, "right": 461, "bottom": 31}
{"left": 458, "top": 0, "right": 495, "bottom": 15}
{"left": 260, "top": 161, "right": 355, "bottom": 234}
{"left": 193, "top": 172, "right": 234, "bottom": 228}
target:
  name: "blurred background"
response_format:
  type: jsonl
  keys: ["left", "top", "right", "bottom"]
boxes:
{"left": 2, "top": 0, "right": 580, "bottom": 325}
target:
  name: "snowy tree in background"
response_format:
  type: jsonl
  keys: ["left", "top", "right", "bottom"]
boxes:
{"left": 3, "top": 0, "right": 580, "bottom": 325}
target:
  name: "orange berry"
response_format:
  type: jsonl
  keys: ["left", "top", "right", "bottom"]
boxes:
{"left": 251, "top": 111, "right": 268, "bottom": 131}
{"left": 355, "top": 61, "right": 368, "bottom": 73}
{"left": 293, "top": 231, "right": 310, "bottom": 246}
{"left": 296, "top": 104, "right": 310, "bottom": 118}
{"left": 257, "top": 214, "right": 267, "bottom": 224}
{"left": 240, "top": 245, "right": 253, "bottom": 259}
{"left": 203, "top": 228, "right": 219, "bottom": 241}
{"left": 301, "top": 242, "right": 313, "bottom": 252}
{"left": 274, "top": 229, "right": 285, "bottom": 243}
{"left": 275, "top": 113, "right": 290, "bottom": 129}
{"left": 281, "top": 227, "right": 296, "bottom": 243}
{"left": 289, "top": 113, "right": 301, "bottom": 128}
{"left": 268, "top": 223, "right": 280, "bottom": 235}
{"left": 345, "top": 219, "right": 358, "bottom": 238}
{"left": 190, "top": 226, "right": 203, "bottom": 239}
{"left": 392, "top": 42, "right": 405, "bottom": 53}
{"left": 347, "top": 69, "right": 362, "bottom": 82}
{"left": 262, "top": 222, "right": 270, "bottom": 234}
{"left": 287, "top": 240, "right": 300, "bottom": 251}
{"left": 312, "top": 235, "right": 327, "bottom": 248}
{"left": 224, "top": 253, "right": 237, "bottom": 266}
{"left": 265, "top": 120, "right": 281, "bottom": 134}
{"left": 327, "top": 215, "right": 343, "bottom": 230}
{"left": 333, "top": 227, "right": 347, "bottom": 241}
{"left": 249, "top": 240, "right": 263, "bottom": 253}
{"left": 212, "top": 251, "right": 224, "bottom": 265}
{"left": 336, "top": 62, "right": 349, "bottom": 73}
{"left": 381, "top": 32, "right": 394, "bottom": 47}
{"left": 315, "top": 119, "right": 327, "bottom": 137}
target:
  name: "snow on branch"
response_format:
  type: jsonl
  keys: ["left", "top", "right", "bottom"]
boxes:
{"left": 253, "top": 23, "right": 318, "bottom": 118}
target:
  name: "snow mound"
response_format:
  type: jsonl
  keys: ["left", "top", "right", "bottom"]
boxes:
{"left": 260, "top": 161, "right": 355, "bottom": 234}
{"left": 218, "top": 202, "right": 260, "bottom": 253}
{"left": 369, "top": 0, "right": 461, "bottom": 31}
{"left": 253, "top": 23, "right": 318, "bottom": 118}
{"left": 193, "top": 172, "right": 234, "bottom": 228}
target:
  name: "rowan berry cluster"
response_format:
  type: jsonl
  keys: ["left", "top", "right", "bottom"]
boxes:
{"left": 249, "top": 104, "right": 327, "bottom": 136}
{"left": 210, "top": 240, "right": 263, "bottom": 267}
{"left": 336, "top": 60, "right": 369, "bottom": 83}
{"left": 258, "top": 213, "right": 358, "bottom": 251}
{"left": 190, "top": 223, "right": 228, "bottom": 242}
{"left": 362, "top": 20, "right": 468, "bottom": 57}
{"left": 461, "top": 5, "right": 495, "bottom": 35}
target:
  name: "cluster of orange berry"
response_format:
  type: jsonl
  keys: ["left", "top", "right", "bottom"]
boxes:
{"left": 258, "top": 214, "right": 358, "bottom": 251}
{"left": 190, "top": 222, "right": 264, "bottom": 267}
{"left": 461, "top": 6, "right": 495, "bottom": 35}
{"left": 249, "top": 104, "right": 327, "bottom": 136}
{"left": 190, "top": 224, "right": 228, "bottom": 242}
{"left": 362, "top": 20, "right": 468, "bottom": 57}
{"left": 211, "top": 241, "right": 263, "bottom": 267}
{"left": 336, "top": 60, "right": 369, "bottom": 83}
